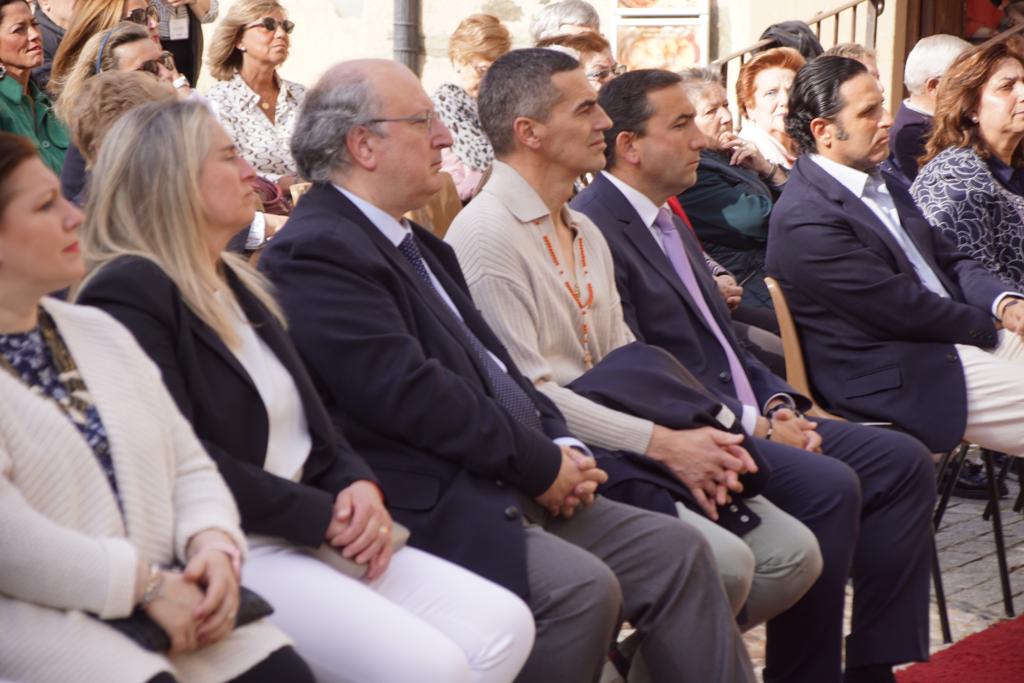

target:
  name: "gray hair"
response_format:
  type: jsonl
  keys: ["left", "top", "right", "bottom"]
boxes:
{"left": 904, "top": 34, "right": 971, "bottom": 95}
{"left": 478, "top": 48, "right": 580, "bottom": 156}
{"left": 290, "top": 66, "right": 383, "bottom": 182}
{"left": 677, "top": 65, "right": 724, "bottom": 98}
{"left": 529, "top": 0, "right": 600, "bottom": 43}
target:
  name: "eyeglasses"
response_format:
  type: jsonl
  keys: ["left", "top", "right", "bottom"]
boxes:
{"left": 137, "top": 51, "right": 176, "bottom": 76}
{"left": 244, "top": 17, "right": 296, "bottom": 34}
{"left": 366, "top": 110, "right": 437, "bottom": 131}
{"left": 124, "top": 5, "right": 158, "bottom": 26}
{"left": 586, "top": 63, "right": 628, "bottom": 82}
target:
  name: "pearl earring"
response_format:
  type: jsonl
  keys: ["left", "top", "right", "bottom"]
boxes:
{"left": 238, "top": 46, "right": 246, "bottom": 52}
{"left": 971, "top": 115, "right": 979, "bottom": 123}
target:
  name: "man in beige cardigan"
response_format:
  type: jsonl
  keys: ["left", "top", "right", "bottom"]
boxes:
{"left": 446, "top": 50, "right": 827, "bottom": 637}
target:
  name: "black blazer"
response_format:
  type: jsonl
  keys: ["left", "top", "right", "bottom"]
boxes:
{"left": 257, "top": 183, "right": 568, "bottom": 598}
{"left": 765, "top": 156, "right": 1004, "bottom": 451}
{"left": 76, "top": 256, "right": 376, "bottom": 548}
{"left": 882, "top": 102, "right": 932, "bottom": 190}
{"left": 572, "top": 173, "right": 807, "bottom": 416}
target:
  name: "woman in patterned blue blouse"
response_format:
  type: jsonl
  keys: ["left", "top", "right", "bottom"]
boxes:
{"left": 913, "top": 41, "right": 1024, "bottom": 289}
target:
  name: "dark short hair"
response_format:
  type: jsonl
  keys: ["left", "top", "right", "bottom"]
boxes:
{"left": 0, "top": 132, "right": 41, "bottom": 218}
{"left": 597, "top": 69, "right": 683, "bottom": 167}
{"left": 785, "top": 55, "right": 867, "bottom": 156}
{"left": 477, "top": 48, "right": 580, "bottom": 156}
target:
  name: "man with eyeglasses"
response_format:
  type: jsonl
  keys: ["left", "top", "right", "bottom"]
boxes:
{"left": 259, "top": 58, "right": 757, "bottom": 683}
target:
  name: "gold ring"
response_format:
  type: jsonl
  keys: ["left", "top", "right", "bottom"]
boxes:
{"left": 379, "top": 525, "right": 389, "bottom": 535}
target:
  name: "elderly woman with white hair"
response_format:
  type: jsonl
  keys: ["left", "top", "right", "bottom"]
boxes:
{"left": 882, "top": 33, "right": 971, "bottom": 188}
{"left": 528, "top": 0, "right": 599, "bottom": 42}
{"left": 75, "top": 98, "right": 535, "bottom": 683}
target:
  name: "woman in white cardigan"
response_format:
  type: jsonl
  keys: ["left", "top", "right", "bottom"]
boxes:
{"left": 0, "top": 132, "right": 313, "bottom": 683}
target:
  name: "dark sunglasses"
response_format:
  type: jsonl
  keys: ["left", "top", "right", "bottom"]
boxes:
{"left": 125, "top": 5, "right": 159, "bottom": 26}
{"left": 244, "top": 17, "right": 295, "bottom": 34}
{"left": 137, "top": 51, "right": 176, "bottom": 76}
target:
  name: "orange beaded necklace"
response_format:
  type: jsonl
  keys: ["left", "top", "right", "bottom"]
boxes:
{"left": 542, "top": 231, "right": 595, "bottom": 369}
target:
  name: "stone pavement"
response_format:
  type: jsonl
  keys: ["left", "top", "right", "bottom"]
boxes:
{"left": 740, "top": 479, "right": 1024, "bottom": 677}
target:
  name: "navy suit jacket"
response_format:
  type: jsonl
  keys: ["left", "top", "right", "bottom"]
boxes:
{"left": 258, "top": 183, "right": 568, "bottom": 598}
{"left": 766, "top": 156, "right": 1003, "bottom": 452}
{"left": 882, "top": 102, "right": 932, "bottom": 190}
{"left": 572, "top": 173, "right": 808, "bottom": 416}
{"left": 77, "top": 256, "right": 376, "bottom": 548}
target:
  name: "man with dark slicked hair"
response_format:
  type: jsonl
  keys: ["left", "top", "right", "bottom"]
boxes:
{"left": 770, "top": 55, "right": 1024, "bottom": 475}
{"left": 573, "top": 66, "right": 938, "bottom": 683}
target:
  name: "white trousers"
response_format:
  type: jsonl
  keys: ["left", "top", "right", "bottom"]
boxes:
{"left": 242, "top": 541, "right": 535, "bottom": 683}
{"left": 958, "top": 329, "right": 1024, "bottom": 456}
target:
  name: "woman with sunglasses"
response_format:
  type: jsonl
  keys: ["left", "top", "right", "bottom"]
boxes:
{"left": 54, "top": 22, "right": 187, "bottom": 205}
{"left": 206, "top": 0, "right": 302, "bottom": 199}
{"left": 0, "top": 0, "right": 67, "bottom": 173}
{"left": 49, "top": 0, "right": 160, "bottom": 99}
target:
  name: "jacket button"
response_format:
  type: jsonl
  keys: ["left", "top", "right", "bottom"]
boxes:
{"left": 729, "top": 504, "right": 739, "bottom": 513}
{"left": 946, "top": 352, "right": 958, "bottom": 362}
{"left": 504, "top": 506, "right": 520, "bottom": 520}
{"left": 495, "top": 479, "right": 505, "bottom": 488}
{"left": 740, "top": 515, "right": 750, "bottom": 523}
{"left": 719, "top": 371, "right": 731, "bottom": 383}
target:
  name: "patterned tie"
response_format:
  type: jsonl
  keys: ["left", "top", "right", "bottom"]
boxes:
{"left": 397, "top": 233, "right": 543, "bottom": 431}
{"left": 653, "top": 208, "right": 759, "bottom": 408}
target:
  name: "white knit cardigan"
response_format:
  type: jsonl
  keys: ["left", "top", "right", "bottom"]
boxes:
{"left": 0, "top": 298, "right": 290, "bottom": 683}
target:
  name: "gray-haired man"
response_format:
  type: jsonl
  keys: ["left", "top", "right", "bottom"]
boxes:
{"left": 258, "top": 58, "right": 756, "bottom": 683}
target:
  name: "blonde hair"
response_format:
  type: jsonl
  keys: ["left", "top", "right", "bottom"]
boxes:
{"left": 49, "top": 0, "right": 129, "bottom": 98}
{"left": 55, "top": 21, "right": 151, "bottom": 123}
{"left": 78, "top": 100, "right": 285, "bottom": 348}
{"left": 448, "top": 14, "right": 511, "bottom": 65}
{"left": 207, "top": 0, "right": 286, "bottom": 81}
{"left": 69, "top": 71, "right": 177, "bottom": 166}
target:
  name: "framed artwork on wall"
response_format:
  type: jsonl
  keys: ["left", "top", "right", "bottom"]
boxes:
{"left": 612, "top": 0, "right": 710, "bottom": 72}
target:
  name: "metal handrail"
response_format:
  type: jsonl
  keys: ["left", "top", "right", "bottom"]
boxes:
{"left": 979, "top": 21, "right": 1024, "bottom": 50}
{"left": 710, "top": 0, "right": 884, "bottom": 124}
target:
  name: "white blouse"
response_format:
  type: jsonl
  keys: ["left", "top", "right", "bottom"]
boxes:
{"left": 207, "top": 72, "right": 305, "bottom": 182}
{"left": 221, "top": 294, "right": 311, "bottom": 482}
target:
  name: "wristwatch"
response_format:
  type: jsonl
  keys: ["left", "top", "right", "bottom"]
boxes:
{"left": 140, "top": 563, "right": 164, "bottom": 606}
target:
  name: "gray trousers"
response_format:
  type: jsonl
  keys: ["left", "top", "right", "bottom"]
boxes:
{"left": 515, "top": 496, "right": 756, "bottom": 683}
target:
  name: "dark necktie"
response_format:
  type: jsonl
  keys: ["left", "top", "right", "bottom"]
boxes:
{"left": 397, "top": 233, "right": 543, "bottom": 432}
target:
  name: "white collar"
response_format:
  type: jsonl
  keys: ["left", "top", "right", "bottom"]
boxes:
{"left": 809, "top": 153, "right": 879, "bottom": 199}
{"left": 332, "top": 184, "right": 410, "bottom": 247}
{"left": 601, "top": 171, "right": 664, "bottom": 228}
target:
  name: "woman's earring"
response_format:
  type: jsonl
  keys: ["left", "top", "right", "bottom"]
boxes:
{"left": 970, "top": 115, "right": 979, "bottom": 124}
{"left": 0, "top": 63, "right": 6, "bottom": 80}
{"left": 238, "top": 46, "right": 246, "bottom": 52}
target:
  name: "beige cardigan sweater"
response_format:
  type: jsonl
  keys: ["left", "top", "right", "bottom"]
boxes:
{"left": 0, "top": 298, "right": 289, "bottom": 683}
{"left": 446, "top": 161, "right": 655, "bottom": 455}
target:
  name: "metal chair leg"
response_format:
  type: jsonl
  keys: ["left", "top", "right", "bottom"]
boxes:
{"left": 983, "top": 450, "right": 1015, "bottom": 617}
{"left": 935, "top": 444, "right": 970, "bottom": 529}
{"left": 931, "top": 532, "right": 953, "bottom": 643}
{"left": 1014, "top": 458, "right": 1024, "bottom": 514}
{"left": 984, "top": 451, "right": 1013, "bottom": 521}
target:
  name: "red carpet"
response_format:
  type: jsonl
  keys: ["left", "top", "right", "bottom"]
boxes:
{"left": 896, "top": 615, "right": 1024, "bottom": 682}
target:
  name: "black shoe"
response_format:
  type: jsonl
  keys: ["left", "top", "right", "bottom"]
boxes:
{"left": 843, "top": 664, "right": 895, "bottom": 683}
{"left": 950, "top": 462, "right": 1009, "bottom": 500}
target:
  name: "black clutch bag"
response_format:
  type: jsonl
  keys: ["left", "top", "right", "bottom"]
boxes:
{"left": 98, "top": 585, "right": 274, "bottom": 652}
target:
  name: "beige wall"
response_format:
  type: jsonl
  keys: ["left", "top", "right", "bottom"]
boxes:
{"left": 200, "top": 0, "right": 906, "bottom": 108}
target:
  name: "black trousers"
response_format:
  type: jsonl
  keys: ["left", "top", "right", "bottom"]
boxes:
{"left": 759, "top": 420, "right": 936, "bottom": 683}
{"left": 147, "top": 645, "right": 313, "bottom": 683}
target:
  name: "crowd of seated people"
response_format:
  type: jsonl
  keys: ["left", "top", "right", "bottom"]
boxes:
{"left": 1, "top": 0, "right": 1022, "bottom": 681}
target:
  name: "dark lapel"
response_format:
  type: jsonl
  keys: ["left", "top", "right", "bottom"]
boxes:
{"left": 591, "top": 173, "right": 720, "bottom": 337}
{"left": 325, "top": 186, "right": 496, "bottom": 391}
{"left": 885, "top": 172, "right": 961, "bottom": 296}
{"left": 793, "top": 157, "right": 922, "bottom": 277}
{"left": 187, "top": 297, "right": 255, "bottom": 394}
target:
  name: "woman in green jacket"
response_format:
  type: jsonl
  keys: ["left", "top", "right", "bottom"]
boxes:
{"left": 0, "top": 0, "right": 68, "bottom": 173}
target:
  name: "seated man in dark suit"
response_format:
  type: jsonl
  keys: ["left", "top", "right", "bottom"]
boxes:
{"left": 572, "top": 69, "right": 937, "bottom": 683}
{"left": 768, "top": 55, "right": 1024, "bottom": 465}
{"left": 257, "top": 58, "right": 756, "bottom": 683}
{"left": 881, "top": 34, "right": 971, "bottom": 189}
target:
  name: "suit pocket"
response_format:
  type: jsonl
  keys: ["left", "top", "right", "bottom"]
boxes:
{"left": 843, "top": 365, "right": 902, "bottom": 399}
{"left": 374, "top": 468, "right": 442, "bottom": 511}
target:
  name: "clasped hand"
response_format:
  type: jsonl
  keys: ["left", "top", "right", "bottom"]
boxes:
{"left": 324, "top": 480, "right": 395, "bottom": 581}
{"left": 646, "top": 425, "right": 758, "bottom": 520}
{"left": 535, "top": 445, "right": 608, "bottom": 518}
{"left": 763, "top": 407, "right": 822, "bottom": 454}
